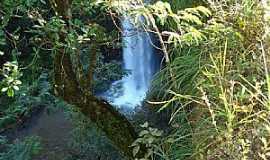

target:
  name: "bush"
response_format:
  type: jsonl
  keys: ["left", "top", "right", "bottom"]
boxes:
{"left": 146, "top": 0, "right": 270, "bottom": 159}
{"left": 0, "top": 136, "right": 42, "bottom": 160}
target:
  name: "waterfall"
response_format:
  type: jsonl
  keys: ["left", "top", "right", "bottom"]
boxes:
{"left": 103, "top": 17, "right": 159, "bottom": 109}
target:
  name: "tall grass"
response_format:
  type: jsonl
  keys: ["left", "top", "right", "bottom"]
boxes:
{"left": 147, "top": 0, "right": 270, "bottom": 159}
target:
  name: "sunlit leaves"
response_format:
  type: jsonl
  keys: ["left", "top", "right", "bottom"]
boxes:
{"left": 129, "top": 1, "right": 211, "bottom": 47}
{"left": 0, "top": 61, "right": 22, "bottom": 97}
{"left": 179, "top": 12, "right": 203, "bottom": 25}
{"left": 162, "top": 31, "right": 182, "bottom": 47}
{"left": 151, "top": 1, "right": 173, "bottom": 15}
{"left": 181, "top": 27, "right": 206, "bottom": 46}
{"left": 150, "top": 1, "right": 172, "bottom": 26}
{"left": 184, "top": 6, "right": 212, "bottom": 18}
{"left": 162, "top": 26, "right": 206, "bottom": 47}
{"left": 131, "top": 122, "right": 163, "bottom": 159}
{"left": 99, "top": 0, "right": 212, "bottom": 48}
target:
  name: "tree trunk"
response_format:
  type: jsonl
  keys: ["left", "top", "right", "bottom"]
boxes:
{"left": 54, "top": 48, "right": 137, "bottom": 158}
{"left": 51, "top": 0, "right": 138, "bottom": 157}
{"left": 86, "top": 45, "right": 97, "bottom": 92}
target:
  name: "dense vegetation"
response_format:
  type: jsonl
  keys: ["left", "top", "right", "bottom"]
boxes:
{"left": 1, "top": 0, "right": 270, "bottom": 160}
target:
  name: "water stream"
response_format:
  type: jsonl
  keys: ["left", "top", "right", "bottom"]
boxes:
{"left": 103, "top": 17, "right": 159, "bottom": 109}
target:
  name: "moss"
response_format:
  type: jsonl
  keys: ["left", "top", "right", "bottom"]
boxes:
{"left": 53, "top": 50, "right": 137, "bottom": 158}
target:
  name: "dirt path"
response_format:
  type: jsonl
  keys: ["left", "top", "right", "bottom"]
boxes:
{"left": 4, "top": 107, "right": 73, "bottom": 160}
{"left": 2, "top": 106, "right": 127, "bottom": 160}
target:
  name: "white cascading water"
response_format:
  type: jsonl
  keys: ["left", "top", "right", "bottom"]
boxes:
{"left": 103, "top": 17, "right": 159, "bottom": 109}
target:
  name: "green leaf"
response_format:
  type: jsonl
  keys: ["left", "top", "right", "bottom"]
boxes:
{"left": 13, "top": 86, "right": 19, "bottom": 91}
{"left": 130, "top": 141, "right": 138, "bottom": 147}
{"left": 166, "top": 138, "right": 174, "bottom": 143}
{"left": 152, "top": 130, "right": 163, "bottom": 137}
{"left": 40, "top": 0, "right": 46, "bottom": 4}
{"left": 147, "top": 137, "right": 155, "bottom": 144}
{"left": 140, "top": 122, "right": 149, "bottom": 128}
{"left": 1, "top": 87, "right": 8, "bottom": 92}
{"left": 7, "top": 88, "right": 14, "bottom": 97}
{"left": 133, "top": 145, "right": 140, "bottom": 157}
{"left": 7, "top": 77, "right": 14, "bottom": 83}
{"left": 14, "top": 80, "right": 22, "bottom": 85}
{"left": 139, "top": 130, "right": 149, "bottom": 137}
{"left": 180, "top": 12, "right": 202, "bottom": 25}
{"left": 196, "top": 6, "right": 211, "bottom": 17}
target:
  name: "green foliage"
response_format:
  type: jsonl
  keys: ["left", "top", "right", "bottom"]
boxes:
{"left": 131, "top": 122, "right": 164, "bottom": 160}
{"left": 0, "top": 61, "right": 22, "bottom": 97}
{"left": 64, "top": 107, "right": 125, "bottom": 160}
{"left": 72, "top": 0, "right": 109, "bottom": 19}
{"left": 108, "top": 0, "right": 211, "bottom": 48}
{"left": 0, "top": 72, "right": 55, "bottom": 130}
{"left": 30, "top": 4, "right": 125, "bottom": 93}
{"left": 0, "top": 136, "right": 42, "bottom": 160}
{"left": 94, "top": 56, "right": 128, "bottom": 93}
{"left": 146, "top": 0, "right": 270, "bottom": 159}
{"left": 160, "top": 0, "right": 205, "bottom": 11}
{"left": 0, "top": 0, "right": 43, "bottom": 27}
{"left": 0, "top": 30, "right": 6, "bottom": 55}
{"left": 2, "top": 0, "right": 269, "bottom": 159}
{"left": 1, "top": 0, "right": 127, "bottom": 158}
{"left": 0, "top": 0, "right": 49, "bottom": 97}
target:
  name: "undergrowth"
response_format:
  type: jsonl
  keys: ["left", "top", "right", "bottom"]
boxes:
{"left": 136, "top": 0, "right": 270, "bottom": 159}
{"left": 0, "top": 136, "right": 41, "bottom": 160}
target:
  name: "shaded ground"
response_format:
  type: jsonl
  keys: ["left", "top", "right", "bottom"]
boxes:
{"left": 0, "top": 100, "right": 167, "bottom": 160}
{"left": 3, "top": 107, "right": 73, "bottom": 160}
{"left": 2, "top": 106, "right": 125, "bottom": 160}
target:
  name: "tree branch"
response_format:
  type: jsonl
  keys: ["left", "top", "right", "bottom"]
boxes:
{"left": 51, "top": 0, "right": 138, "bottom": 157}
